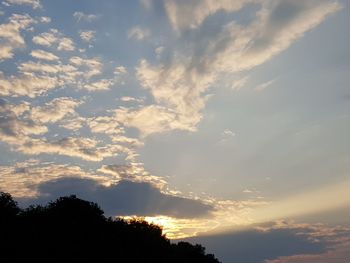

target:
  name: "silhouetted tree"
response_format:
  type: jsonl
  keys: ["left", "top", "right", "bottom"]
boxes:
{"left": 0, "top": 192, "right": 221, "bottom": 263}
{"left": 0, "top": 192, "right": 20, "bottom": 220}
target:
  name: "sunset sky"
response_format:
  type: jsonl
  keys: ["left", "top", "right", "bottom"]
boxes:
{"left": 1, "top": 0, "right": 350, "bottom": 262}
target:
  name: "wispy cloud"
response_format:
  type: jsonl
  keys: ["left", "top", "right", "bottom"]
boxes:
{"left": 128, "top": 26, "right": 151, "bottom": 41}
{"left": 140, "top": 0, "right": 152, "bottom": 10}
{"left": 114, "top": 66, "right": 127, "bottom": 75}
{"left": 115, "top": 105, "right": 194, "bottom": 137}
{"left": 73, "top": 11, "right": 99, "bottom": 22}
{"left": 120, "top": 96, "right": 144, "bottom": 103}
{"left": 232, "top": 76, "right": 250, "bottom": 91}
{"left": 39, "top": 16, "right": 51, "bottom": 23}
{"left": 255, "top": 79, "right": 276, "bottom": 92}
{"left": 133, "top": 0, "right": 341, "bottom": 136}
{"left": 164, "top": 0, "right": 253, "bottom": 32}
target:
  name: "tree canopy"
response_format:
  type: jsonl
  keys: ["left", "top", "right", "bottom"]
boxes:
{"left": 0, "top": 192, "right": 220, "bottom": 263}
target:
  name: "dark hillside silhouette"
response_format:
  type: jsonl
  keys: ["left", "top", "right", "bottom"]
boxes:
{"left": 0, "top": 192, "right": 220, "bottom": 263}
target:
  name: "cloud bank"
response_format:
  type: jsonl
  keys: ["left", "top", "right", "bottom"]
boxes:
{"left": 23, "top": 177, "right": 214, "bottom": 218}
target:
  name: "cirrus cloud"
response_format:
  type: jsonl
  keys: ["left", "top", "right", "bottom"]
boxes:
{"left": 134, "top": 0, "right": 341, "bottom": 136}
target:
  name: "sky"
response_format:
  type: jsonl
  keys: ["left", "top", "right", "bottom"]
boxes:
{"left": 0, "top": 0, "right": 350, "bottom": 262}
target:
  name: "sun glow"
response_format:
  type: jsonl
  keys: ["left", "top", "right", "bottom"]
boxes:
{"left": 144, "top": 216, "right": 219, "bottom": 239}
{"left": 251, "top": 179, "right": 350, "bottom": 223}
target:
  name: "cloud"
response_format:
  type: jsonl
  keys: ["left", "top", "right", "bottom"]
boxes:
{"left": 58, "top": 37, "right": 75, "bottom": 51}
{"left": 183, "top": 0, "right": 341, "bottom": 74}
{"left": 265, "top": 242, "right": 350, "bottom": 263}
{"left": 19, "top": 57, "right": 76, "bottom": 84}
{"left": 115, "top": 105, "right": 195, "bottom": 137}
{"left": 69, "top": 56, "right": 102, "bottom": 78}
{"left": 231, "top": 76, "right": 250, "bottom": 91}
{"left": 128, "top": 26, "right": 150, "bottom": 41}
{"left": 1, "top": 53, "right": 113, "bottom": 98}
{"left": 85, "top": 114, "right": 144, "bottom": 160}
{"left": 232, "top": 0, "right": 342, "bottom": 71}
{"left": 189, "top": 220, "right": 350, "bottom": 263}
{"left": 0, "top": 13, "right": 36, "bottom": 60}
{"left": 114, "top": 66, "right": 127, "bottom": 75}
{"left": 87, "top": 115, "right": 124, "bottom": 135}
{"left": 0, "top": 71, "right": 60, "bottom": 97}
{"left": 79, "top": 30, "right": 95, "bottom": 43}
{"left": 83, "top": 79, "right": 114, "bottom": 91}
{"left": 85, "top": 114, "right": 144, "bottom": 159}
{"left": 30, "top": 97, "right": 81, "bottom": 123}
{"left": 255, "top": 79, "right": 276, "bottom": 92}
{"left": 32, "top": 29, "right": 75, "bottom": 51}
{"left": 98, "top": 163, "right": 164, "bottom": 187}
{"left": 262, "top": 221, "right": 350, "bottom": 263}
{"left": 222, "top": 129, "right": 235, "bottom": 137}
{"left": 16, "top": 137, "right": 128, "bottom": 162}
{"left": 4, "top": 0, "right": 42, "bottom": 9}
{"left": 0, "top": 161, "right": 108, "bottom": 198}
{"left": 0, "top": 46, "right": 14, "bottom": 60}
{"left": 0, "top": 99, "right": 47, "bottom": 145}
{"left": 134, "top": 0, "right": 341, "bottom": 135}
{"left": 30, "top": 49, "right": 59, "bottom": 61}
{"left": 39, "top": 16, "right": 51, "bottom": 23}
{"left": 120, "top": 96, "right": 144, "bottom": 103}
{"left": 11, "top": 54, "right": 116, "bottom": 94}
{"left": 0, "top": 97, "right": 81, "bottom": 148}
{"left": 18, "top": 61, "right": 67, "bottom": 74}
{"left": 0, "top": 100, "right": 129, "bottom": 161}
{"left": 110, "top": 136, "right": 144, "bottom": 147}
{"left": 59, "top": 116, "right": 85, "bottom": 131}
{"left": 73, "top": 12, "right": 99, "bottom": 22}
{"left": 26, "top": 177, "right": 214, "bottom": 218}
{"left": 164, "top": 0, "right": 253, "bottom": 32}
{"left": 155, "top": 46, "right": 165, "bottom": 57}
{"left": 32, "top": 29, "right": 59, "bottom": 47}
{"left": 140, "top": 0, "right": 152, "bottom": 10}
{"left": 135, "top": 59, "right": 213, "bottom": 134}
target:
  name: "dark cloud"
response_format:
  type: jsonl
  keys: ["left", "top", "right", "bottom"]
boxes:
{"left": 21, "top": 177, "right": 213, "bottom": 218}
{"left": 186, "top": 227, "right": 327, "bottom": 263}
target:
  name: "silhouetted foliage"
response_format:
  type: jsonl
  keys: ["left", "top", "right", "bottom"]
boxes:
{"left": 0, "top": 192, "right": 20, "bottom": 220}
{"left": 0, "top": 192, "right": 220, "bottom": 263}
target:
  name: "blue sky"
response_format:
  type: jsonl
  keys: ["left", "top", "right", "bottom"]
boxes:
{"left": 1, "top": 0, "right": 350, "bottom": 262}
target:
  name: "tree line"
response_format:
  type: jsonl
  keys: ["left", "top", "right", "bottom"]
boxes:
{"left": 0, "top": 192, "right": 220, "bottom": 263}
